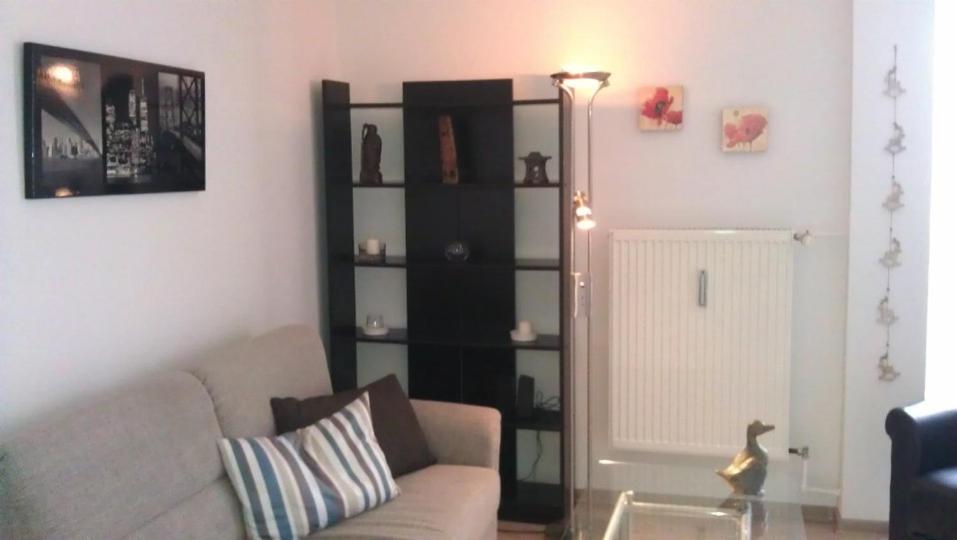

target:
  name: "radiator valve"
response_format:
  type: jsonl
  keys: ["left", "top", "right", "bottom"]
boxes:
{"left": 789, "top": 446, "right": 810, "bottom": 459}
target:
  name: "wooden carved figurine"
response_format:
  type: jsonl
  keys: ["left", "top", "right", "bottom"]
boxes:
{"left": 437, "top": 115, "right": 459, "bottom": 184}
{"left": 717, "top": 420, "right": 775, "bottom": 496}
{"left": 359, "top": 124, "right": 382, "bottom": 184}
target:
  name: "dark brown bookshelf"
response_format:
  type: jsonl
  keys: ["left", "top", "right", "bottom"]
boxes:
{"left": 500, "top": 481, "right": 565, "bottom": 523}
{"left": 322, "top": 78, "right": 567, "bottom": 526}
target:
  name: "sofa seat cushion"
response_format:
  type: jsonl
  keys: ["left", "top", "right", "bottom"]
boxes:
{"left": 909, "top": 467, "right": 957, "bottom": 539}
{"left": 313, "top": 464, "right": 500, "bottom": 540}
{"left": 127, "top": 476, "right": 244, "bottom": 540}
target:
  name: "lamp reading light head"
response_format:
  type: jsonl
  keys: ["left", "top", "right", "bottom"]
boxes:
{"left": 573, "top": 190, "right": 596, "bottom": 231}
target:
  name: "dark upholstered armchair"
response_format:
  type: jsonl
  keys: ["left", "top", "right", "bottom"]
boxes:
{"left": 886, "top": 402, "right": 957, "bottom": 540}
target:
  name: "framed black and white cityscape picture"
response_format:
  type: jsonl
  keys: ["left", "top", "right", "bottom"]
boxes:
{"left": 23, "top": 43, "right": 205, "bottom": 198}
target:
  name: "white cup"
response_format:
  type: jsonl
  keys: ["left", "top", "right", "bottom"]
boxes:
{"left": 365, "top": 238, "right": 381, "bottom": 255}
{"left": 517, "top": 320, "right": 534, "bottom": 336}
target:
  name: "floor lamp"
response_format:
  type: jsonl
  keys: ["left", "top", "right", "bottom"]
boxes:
{"left": 551, "top": 68, "right": 610, "bottom": 537}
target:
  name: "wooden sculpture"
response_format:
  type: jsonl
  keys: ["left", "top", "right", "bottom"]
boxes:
{"left": 359, "top": 123, "right": 382, "bottom": 184}
{"left": 437, "top": 115, "right": 459, "bottom": 184}
{"left": 717, "top": 420, "right": 775, "bottom": 496}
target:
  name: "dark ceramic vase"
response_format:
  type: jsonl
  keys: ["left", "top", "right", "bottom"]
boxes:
{"left": 444, "top": 240, "right": 470, "bottom": 262}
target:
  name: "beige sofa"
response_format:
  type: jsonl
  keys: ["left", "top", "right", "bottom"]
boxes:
{"left": 0, "top": 326, "right": 501, "bottom": 539}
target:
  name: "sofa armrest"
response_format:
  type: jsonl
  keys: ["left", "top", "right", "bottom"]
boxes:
{"left": 886, "top": 401, "right": 957, "bottom": 476}
{"left": 410, "top": 399, "right": 501, "bottom": 471}
{"left": 885, "top": 402, "right": 957, "bottom": 539}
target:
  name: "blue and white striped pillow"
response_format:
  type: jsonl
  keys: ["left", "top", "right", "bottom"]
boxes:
{"left": 218, "top": 393, "right": 400, "bottom": 539}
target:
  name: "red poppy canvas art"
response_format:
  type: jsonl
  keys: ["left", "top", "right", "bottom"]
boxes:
{"left": 638, "top": 86, "right": 684, "bottom": 131}
{"left": 722, "top": 107, "right": 769, "bottom": 152}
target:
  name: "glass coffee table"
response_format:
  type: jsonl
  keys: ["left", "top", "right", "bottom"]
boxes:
{"left": 601, "top": 491, "right": 751, "bottom": 540}
{"left": 574, "top": 457, "right": 831, "bottom": 539}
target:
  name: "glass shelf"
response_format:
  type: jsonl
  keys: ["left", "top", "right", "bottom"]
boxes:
{"left": 349, "top": 256, "right": 559, "bottom": 270}
{"left": 506, "top": 409, "right": 562, "bottom": 432}
{"left": 353, "top": 256, "right": 407, "bottom": 268}
{"left": 352, "top": 182, "right": 560, "bottom": 189}
{"left": 346, "top": 326, "right": 561, "bottom": 351}
{"left": 352, "top": 182, "right": 406, "bottom": 188}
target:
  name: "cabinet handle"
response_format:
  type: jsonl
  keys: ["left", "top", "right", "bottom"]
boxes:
{"left": 698, "top": 270, "right": 708, "bottom": 307}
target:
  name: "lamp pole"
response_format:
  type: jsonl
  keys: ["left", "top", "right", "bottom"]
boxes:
{"left": 583, "top": 77, "right": 608, "bottom": 539}
{"left": 551, "top": 69, "right": 609, "bottom": 539}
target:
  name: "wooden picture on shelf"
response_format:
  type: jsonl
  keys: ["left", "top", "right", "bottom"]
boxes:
{"left": 23, "top": 43, "right": 205, "bottom": 199}
{"left": 437, "top": 114, "right": 459, "bottom": 184}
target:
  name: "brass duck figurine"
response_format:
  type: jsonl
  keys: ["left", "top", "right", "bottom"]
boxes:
{"left": 716, "top": 420, "right": 775, "bottom": 496}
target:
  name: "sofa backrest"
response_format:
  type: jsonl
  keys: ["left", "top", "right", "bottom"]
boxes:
{"left": 0, "top": 372, "right": 225, "bottom": 539}
{"left": 0, "top": 325, "right": 332, "bottom": 539}
{"left": 191, "top": 324, "right": 333, "bottom": 438}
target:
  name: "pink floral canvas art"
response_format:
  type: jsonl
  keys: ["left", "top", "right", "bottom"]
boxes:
{"left": 722, "top": 107, "right": 768, "bottom": 152}
{"left": 638, "top": 86, "right": 683, "bottom": 131}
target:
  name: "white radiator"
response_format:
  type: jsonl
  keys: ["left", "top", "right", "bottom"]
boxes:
{"left": 609, "top": 229, "right": 793, "bottom": 459}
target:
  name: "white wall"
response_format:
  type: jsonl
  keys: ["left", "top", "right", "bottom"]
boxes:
{"left": 925, "top": 0, "right": 957, "bottom": 404}
{"left": 3, "top": 1, "right": 934, "bottom": 521}
{"left": 0, "top": 0, "right": 339, "bottom": 436}
{"left": 840, "top": 0, "right": 934, "bottom": 522}
{"left": 328, "top": 0, "right": 852, "bottom": 493}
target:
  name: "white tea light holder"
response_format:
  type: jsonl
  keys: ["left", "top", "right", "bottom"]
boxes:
{"left": 510, "top": 320, "right": 538, "bottom": 343}
{"left": 357, "top": 239, "right": 387, "bottom": 262}
{"left": 362, "top": 314, "right": 389, "bottom": 336}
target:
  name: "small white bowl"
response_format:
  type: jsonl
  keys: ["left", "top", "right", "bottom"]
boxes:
{"left": 510, "top": 329, "right": 538, "bottom": 343}
{"left": 362, "top": 326, "right": 390, "bottom": 337}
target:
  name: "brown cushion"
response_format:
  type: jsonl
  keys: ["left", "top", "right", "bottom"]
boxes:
{"left": 271, "top": 375, "right": 436, "bottom": 477}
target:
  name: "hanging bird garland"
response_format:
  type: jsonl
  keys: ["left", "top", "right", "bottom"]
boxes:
{"left": 878, "top": 46, "right": 904, "bottom": 382}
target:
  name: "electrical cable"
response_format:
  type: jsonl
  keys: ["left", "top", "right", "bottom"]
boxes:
{"left": 520, "top": 391, "right": 560, "bottom": 481}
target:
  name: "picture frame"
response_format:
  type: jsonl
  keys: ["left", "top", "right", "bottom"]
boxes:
{"left": 721, "top": 107, "right": 768, "bottom": 153}
{"left": 638, "top": 85, "right": 684, "bottom": 131}
{"left": 23, "top": 42, "right": 205, "bottom": 199}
